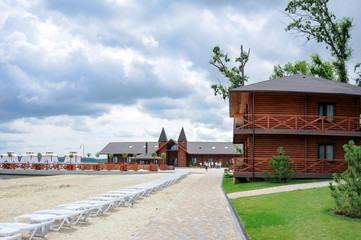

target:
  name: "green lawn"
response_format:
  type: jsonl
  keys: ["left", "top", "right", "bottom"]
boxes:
{"left": 223, "top": 177, "right": 332, "bottom": 193}
{"left": 231, "top": 187, "right": 361, "bottom": 240}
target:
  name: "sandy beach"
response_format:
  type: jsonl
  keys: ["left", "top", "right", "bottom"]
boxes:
{"left": 0, "top": 170, "right": 202, "bottom": 239}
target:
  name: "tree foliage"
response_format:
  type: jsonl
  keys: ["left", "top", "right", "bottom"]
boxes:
{"left": 209, "top": 45, "right": 250, "bottom": 100}
{"left": 264, "top": 147, "right": 296, "bottom": 183}
{"left": 270, "top": 53, "right": 336, "bottom": 80}
{"left": 329, "top": 140, "right": 361, "bottom": 218}
{"left": 284, "top": 0, "right": 353, "bottom": 83}
{"left": 151, "top": 152, "right": 158, "bottom": 158}
{"left": 37, "top": 152, "right": 42, "bottom": 161}
{"left": 354, "top": 63, "right": 361, "bottom": 86}
{"left": 122, "top": 152, "right": 128, "bottom": 159}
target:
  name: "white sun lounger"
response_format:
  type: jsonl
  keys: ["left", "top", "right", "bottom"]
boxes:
{"left": 57, "top": 203, "right": 104, "bottom": 217}
{"left": 0, "top": 228, "right": 21, "bottom": 240}
{"left": 32, "top": 209, "right": 89, "bottom": 225}
{"left": 0, "top": 220, "right": 54, "bottom": 240}
{"left": 71, "top": 200, "right": 113, "bottom": 213}
{"left": 107, "top": 190, "right": 142, "bottom": 204}
{"left": 86, "top": 197, "right": 123, "bottom": 208}
{"left": 14, "top": 212, "right": 78, "bottom": 232}
{"left": 98, "top": 192, "right": 136, "bottom": 205}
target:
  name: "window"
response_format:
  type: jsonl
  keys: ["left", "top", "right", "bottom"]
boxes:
{"left": 170, "top": 144, "right": 178, "bottom": 150}
{"left": 318, "top": 103, "right": 335, "bottom": 121}
{"left": 113, "top": 156, "right": 118, "bottom": 163}
{"left": 181, "top": 155, "right": 183, "bottom": 160}
{"left": 318, "top": 144, "right": 334, "bottom": 160}
{"left": 192, "top": 158, "right": 197, "bottom": 164}
{"left": 229, "top": 158, "right": 233, "bottom": 164}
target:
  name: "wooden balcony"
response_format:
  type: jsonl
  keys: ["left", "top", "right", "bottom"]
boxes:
{"left": 233, "top": 157, "right": 348, "bottom": 178}
{"left": 234, "top": 114, "right": 361, "bottom": 137}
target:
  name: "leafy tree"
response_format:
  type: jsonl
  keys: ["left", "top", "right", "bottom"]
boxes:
{"left": 69, "top": 153, "right": 74, "bottom": 164}
{"left": 6, "top": 152, "right": 12, "bottom": 163}
{"left": 161, "top": 153, "right": 166, "bottom": 165}
{"left": 133, "top": 153, "right": 137, "bottom": 158}
{"left": 329, "top": 140, "right": 361, "bottom": 218}
{"left": 37, "top": 152, "right": 42, "bottom": 162}
{"left": 264, "top": 147, "right": 296, "bottom": 183}
{"left": 87, "top": 153, "right": 91, "bottom": 158}
{"left": 122, "top": 152, "right": 128, "bottom": 159}
{"left": 284, "top": 0, "right": 353, "bottom": 83}
{"left": 354, "top": 63, "right": 361, "bottom": 86}
{"left": 95, "top": 152, "right": 100, "bottom": 158}
{"left": 109, "top": 153, "right": 114, "bottom": 162}
{"left": 270, "top": 54, "right": 336, "bottom": 80}
{"left": 151, "top": 152, "right": 158, "bottom": 158}
{"left": 233, "top": 144, "right": 243, "bottom": 154}
{"left": 209, "top": 45, "right": 250, "bottom": 99}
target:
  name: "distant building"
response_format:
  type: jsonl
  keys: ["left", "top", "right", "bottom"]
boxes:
{"left": 99, "top": 128, "right": 241, "bottom": 167}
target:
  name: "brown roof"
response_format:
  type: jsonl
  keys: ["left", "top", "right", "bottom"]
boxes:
{"left": 230, "top": 74, "right": 361, "bottom": 96}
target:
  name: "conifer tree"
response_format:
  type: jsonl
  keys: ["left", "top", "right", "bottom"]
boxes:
{"left": 329, "top": 140, "right": 361, "bottom": 218}
{"left": 264, "top": 147, "right": 296, "bottom": 183}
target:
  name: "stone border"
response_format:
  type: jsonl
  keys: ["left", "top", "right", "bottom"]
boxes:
{"left": 221, "top": 174, "right": 251, "bottom": 240}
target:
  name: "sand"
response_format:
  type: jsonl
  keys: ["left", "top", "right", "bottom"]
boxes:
{"left": 0, "top": 171, "right": 201, "bottom": 239}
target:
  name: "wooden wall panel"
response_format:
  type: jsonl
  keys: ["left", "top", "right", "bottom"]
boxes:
{"left": 253, "top": 93, "right": 305, "bottom": 115}
{"left": 307, "top": 94, "right": 357, "bottom": 116}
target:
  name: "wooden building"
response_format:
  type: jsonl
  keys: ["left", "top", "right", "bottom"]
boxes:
{"left": 229, "top": 74, "right": 361, "bottom": 179}
{"left": 99, "top": 128, "right": 241, "bottom": 167}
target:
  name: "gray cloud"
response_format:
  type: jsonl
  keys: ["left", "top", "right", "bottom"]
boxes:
{"left": 0, "top": 0, "right": 360, "bottom": 142}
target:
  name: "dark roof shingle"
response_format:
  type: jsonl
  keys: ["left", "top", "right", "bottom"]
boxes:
{"left": 230, "top": 74, "right": 361, "bottom": 96}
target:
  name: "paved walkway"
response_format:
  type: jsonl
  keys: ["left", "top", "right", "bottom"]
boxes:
{"left": 136, "top": 169, "right": 246, "bottom": 240}
{"left": 227, "top": 181, "right": 333, "bottom": 199}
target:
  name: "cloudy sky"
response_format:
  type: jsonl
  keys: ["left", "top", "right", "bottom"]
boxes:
{"left": 1, "top": 0, "right": 361, "bottom": 157}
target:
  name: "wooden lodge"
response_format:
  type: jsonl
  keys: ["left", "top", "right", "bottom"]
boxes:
{"left": 99, "top": 128, "right": 241, "bottom": 167}
{"left": 229, "top": 74, "right": 361, "bottom": 179}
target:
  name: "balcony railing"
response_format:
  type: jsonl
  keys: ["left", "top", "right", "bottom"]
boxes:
{"left": 233, "top": 157, "right": 348, "bottom": 174}
{"left": 234, "top": 114, "right": 361, "bottom": 132}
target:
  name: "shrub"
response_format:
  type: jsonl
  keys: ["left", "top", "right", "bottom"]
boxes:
{"left": 224, "top": 173, "right": 233, "bottom": 178}
{"left": 264, "top": 147, "right": 296, "bottom": 183}
{"left": 329, "top": 140, "right": 361, "bottom": 218}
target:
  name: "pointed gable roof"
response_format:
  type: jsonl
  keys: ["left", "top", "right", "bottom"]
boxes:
{"left": 230, "top": 74, "right": 361, "bottom": 96}
{"left": 158, "top": 128, "right": 168, "bottom": 142}
{"left": 178, "top": 127, "right": 187, "bottom": 142}
{"left": 155, "top": 139, "right": 189, "bottom": 154}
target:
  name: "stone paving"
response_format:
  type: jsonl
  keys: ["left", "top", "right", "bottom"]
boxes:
{"left": 227, "top": 181, "right": 333, "bottom": 199}
{"left": 136, "top": 169, "right": 245, "bottom": 240}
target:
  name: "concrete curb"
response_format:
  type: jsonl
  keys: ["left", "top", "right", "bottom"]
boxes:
{"left": 221, "top": 174, "right": 250, "bottom": 240}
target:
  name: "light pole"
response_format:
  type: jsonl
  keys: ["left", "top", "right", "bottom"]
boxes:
{"left": 80, "top": 144, "right": 85, "bottom": 158}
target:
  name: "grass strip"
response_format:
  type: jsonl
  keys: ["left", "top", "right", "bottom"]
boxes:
{"left": 223, "top": 177, "right": 332, "bottom": 194}
{"left": 230, "top": 187, "right": 361, "bottom": 240}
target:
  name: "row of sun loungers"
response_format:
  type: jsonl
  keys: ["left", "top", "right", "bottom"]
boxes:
{"left": 0, "top": 172, "right": 188, "bottom": 240}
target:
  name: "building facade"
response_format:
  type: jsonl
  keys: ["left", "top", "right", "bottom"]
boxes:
{"left": 229, "top": 74, "right": 361, "bottom": 178}
{"left": 99, "top": 128, "right": 241, "bottom": 167}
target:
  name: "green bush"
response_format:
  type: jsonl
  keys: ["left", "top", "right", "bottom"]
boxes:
{"left": 329, "top": 140, "right": 361, "bottom": 218}
{"left": 264, "top": 147, "right": 296, "bottom": 183}
{"left": 224, "top": 173, "right": 233, "bottom": 178}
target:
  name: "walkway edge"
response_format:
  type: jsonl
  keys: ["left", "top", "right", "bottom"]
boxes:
{"left": 221, "top": 175, "right": 250, "bottom": 240}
